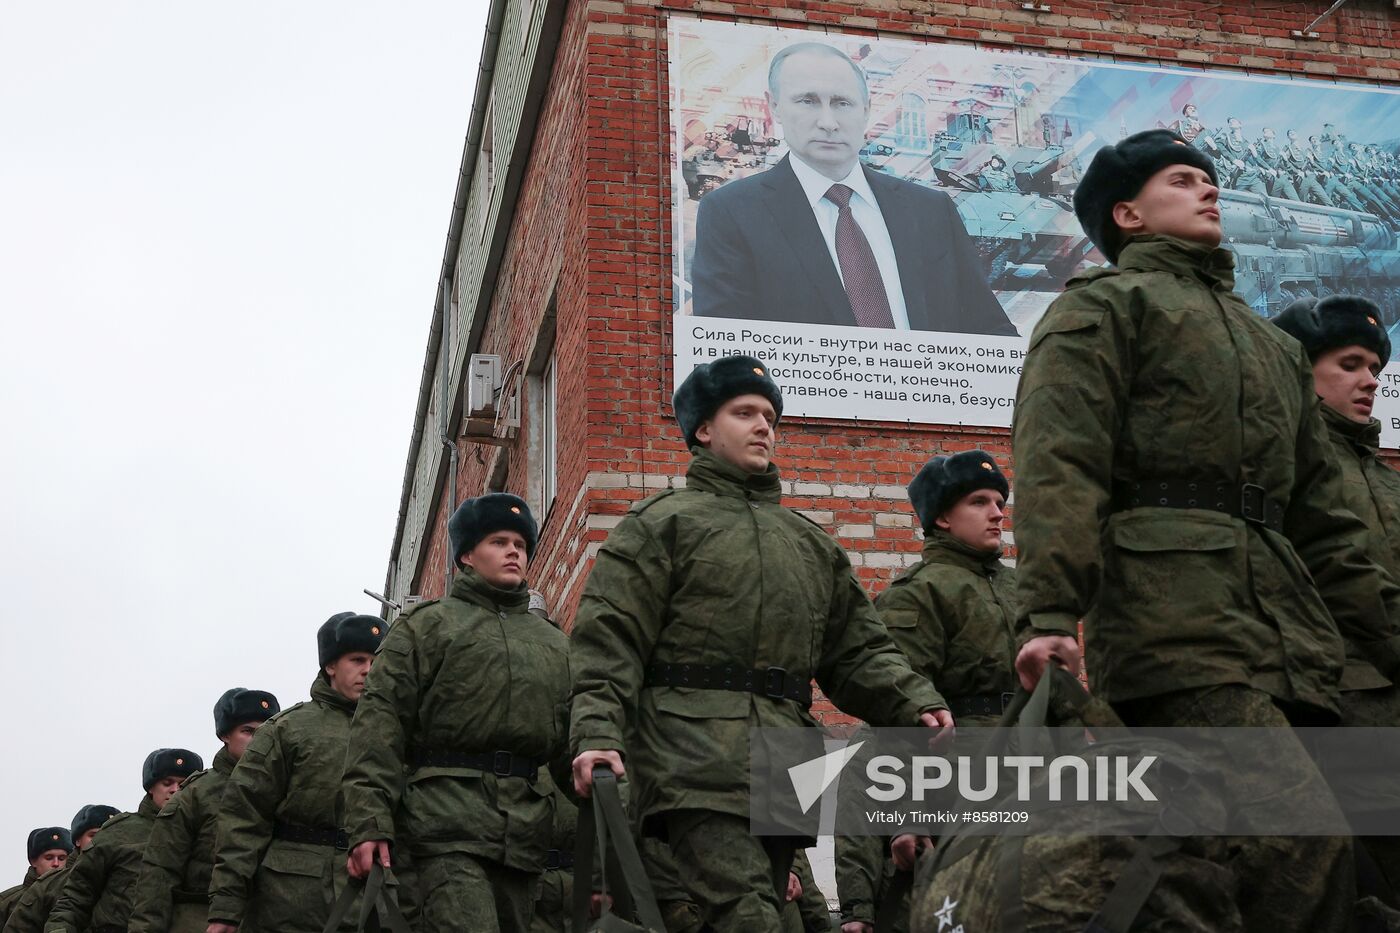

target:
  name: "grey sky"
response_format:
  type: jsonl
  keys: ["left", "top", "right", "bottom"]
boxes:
{"left": 0, "top": 1, "right": 487, "bottom": 869}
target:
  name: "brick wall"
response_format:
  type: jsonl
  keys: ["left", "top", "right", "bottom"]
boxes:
{"left": 406, "top": 0, "right": 1399, "bottom": 723}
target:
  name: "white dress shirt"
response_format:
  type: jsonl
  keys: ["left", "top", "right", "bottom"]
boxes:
{"left": 788, "top": 154, "right": 911, "bottom": 330}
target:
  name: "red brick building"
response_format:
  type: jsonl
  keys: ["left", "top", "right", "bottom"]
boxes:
{"left": 385, "top": 0, "right": 1400, "bottom": 737}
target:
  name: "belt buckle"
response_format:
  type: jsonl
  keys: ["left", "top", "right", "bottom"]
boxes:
{"left": 335, "top": 831, "right": 349, "bottom": 851}
{"left": 763, "top": 667, "right": 789, "bottom": 700}
{"left": 1240, "top": 483, "right": 1266, "bottom": 524}
{"left": 493, "top": 750, "right": 514, "bottom": 777}
{"left": 1000, "top": 692, "right": 1016, "bottom": 712}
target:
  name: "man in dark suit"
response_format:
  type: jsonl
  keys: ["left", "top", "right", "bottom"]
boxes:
{"left": 690, "top": 42, "right": 1017, "bottom": 336}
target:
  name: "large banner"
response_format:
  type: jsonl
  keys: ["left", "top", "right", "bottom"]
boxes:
{"left": 668, "top": 19, "right": 1400, "bottom": 440}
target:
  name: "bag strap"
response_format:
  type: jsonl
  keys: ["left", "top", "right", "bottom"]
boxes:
{"left": 571, "top": 768, "right": 667, "bottom": 932}
{"left": 874, "top": 869, "right": 912, "bottom": 933}
{"left": 1082, "top": 835, "right": 1185, "bottom": 933}
{"left": 320, "top": 862, "right": 412, "bottom": 933}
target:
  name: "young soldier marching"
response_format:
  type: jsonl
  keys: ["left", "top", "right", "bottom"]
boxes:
{"left": 206, "top": 614, "right": 384, "bottom": 933}
{"left": 342, "top": 495, "right": 571, "bottom": 933}
{"left": 0, "top": 830, "right": 72, "bottom": 925}
{"left": 1274, "top": 295, "right": 1400, "bottom": 896}
{"left": 4, "top": 807, "right": 118, "bottom": 933}
{"left": 46, "top": 749, "right": 202, "bottom": 933}
{"left": 1012, "top": 129, "right": 1400, "bottom": 932}
{"left": 127, "top": 688, "right": 279, "bottom": 933}
{"left": 569, "top": 355, "right": 952, "bottom": 932}
{"left": 836, "top": 450, "right": 1017, "bottom": 933}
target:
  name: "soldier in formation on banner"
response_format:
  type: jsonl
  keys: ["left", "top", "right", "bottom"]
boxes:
{"left": 207, "top": 614, "right": 387, "bottom": 933}
{"left": 0, "top": 831, "right": 71, "bottom": 926}
{"left": 46, "top": 749, "right": 202, "bottom": 933}
{"left": 127, "top": 688, "right": 279, "bottom": 933}
{"left": 568, "top": 354, "right": 951, "bottom": 932}
{"left": 342, "top": 495, "right": 571, "bottom": 933}
{"left": 1012, "top": 126, "right": 1400, "bottom": 933}
{"left": 1281, "top": 128, "right": 1333, "bottom": 206}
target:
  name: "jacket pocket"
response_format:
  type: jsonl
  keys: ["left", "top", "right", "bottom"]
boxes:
{"left": 261, "top": 845, "right": 325, "bottom": 878}
{"left": 1112, "top": 509, "right": 1238, "bottom": 552}
{"left": 652, "top": 686, "right": 751, "bottom": 719}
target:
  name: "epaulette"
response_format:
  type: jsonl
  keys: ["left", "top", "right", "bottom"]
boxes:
{"left": 1065, "top": 265, "right": 1119, "bottom": 287}
{"left": 395, "top": 598, "right": 439, "bottom": 621}
{"left": 178, "top": 768, "right": 211, "bottom": 790}
{"left": 627, "top": 488, "right": 676, "bottom": 515}
{"left": 102, "top": 811, "right": 135, "bottom": 829}
{"left": 264, "top": 700, "right": 309, "bottom": 723}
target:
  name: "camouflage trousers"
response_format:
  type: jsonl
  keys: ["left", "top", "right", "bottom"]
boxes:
{"left": 529, "top": 867, "right": 571, "bottom": 932}
{"left": 1338, "top": 684, "right": 1400, "bottom": 904}
{"left": 417, "top": 852, "right": 534, "bottom": 933}
{"left": 664, "top": 810, "right": 795, "bottom": 933}
{"left": 1114, "top": 684, "right": 1354, "bottom": 933}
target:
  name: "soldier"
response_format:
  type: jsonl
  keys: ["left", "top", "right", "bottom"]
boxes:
{"left": 1013, "top": 128, "right": 1400, "bottom": 932}
{"left": 1282, "top": 129, "right": 1332, "bottom": 206}
{"left": 4, "top": 807, "right": 119, "bottom": 933}
{"left": 1315, "top": 134, "right": 1368, "bottom": 212}
{"left": 46, "top": 750, "right": 202, "bottom": 933}
{"left": 342, "top": 494, "right": 571, "bottom": 933}
{"left": 836, "top": 450, "right": 1017, "bottom": 933}
{"left": 206, "top": 614, "right": 384, "bottom": 933}
{"left": 1274, "top": 295, "right": 1400, "bottom": 893}
{"left": 1346, "top": 142, "right": 1400, "bottom": 222}
{"left": 569, "top": 355, "right": 951, "bottom": 932}
{"left": 1211, "top": 117, "right": 1268, "bottom": 195}
{"left": 974, "top": 155, "right": 1017, "bottom": 192}
{"left": 126, "top": 689, "right": 279, "bottom": 933}
{"left": 1255, "top": 127, "right": 1302, "bottom": 202}
{"left": 1170, "top": 103, "right": 1207, "bottom": 146}
{"left": 0, "top": 831, "right": 72, "bottom": 925}
{"left": 528, "top": 786, "right": 575, "bottom": 933}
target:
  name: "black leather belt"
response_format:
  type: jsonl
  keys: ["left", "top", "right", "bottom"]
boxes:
{"left": 408, "top": 748, "right": 544, "bottom": 779}
{"left": 1112, "top": 479, "right": 1285, "bottom": 532}
{"left": 273, "top": 821, "right": 349, "bottom": 850}
{"left": 93, "top": 927, "right": 126, "bottom": 933}
{"left": 643, "top": 663, "right": 813, "bottom": 706}
{"left": 946, "top": 693, "right": 1016, "bottom": 718}
{"left": 545, "top": 848, "right": 574, "bottom": 870}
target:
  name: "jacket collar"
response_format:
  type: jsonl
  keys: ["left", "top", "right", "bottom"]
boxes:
{"left": 685, "top": 447, "right": 782, "bottom": 502}
{"left": 1321, "top": 402, "right": 1381, "bottom": 457}
{"left": 311, "top": 674, "right": 359, "bottom": 713}
{"left": 137, "top": 795, "right": 161, "bottom": 819}
{"left": 451, "top": 566, "right": 531, "bottom": 614}
{"left": 212, "top": 746, "right": 237, "bottom": 776}
{"left": 1116, "top": 235, "right": 1236, "bottom": 290}
{"left": 922, "top": 527, "right": 1004, "bottom": 571}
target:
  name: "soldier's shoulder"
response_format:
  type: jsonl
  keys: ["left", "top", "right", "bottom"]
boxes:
{"left": 179, "top": 767, "right": 213, "bottom": 790}
{"left": 395, "top": 598, "right": 439, "bottom": 621}
{"left": 626, "top": 487, "right": 679, "bottom": 517}
{"left": 264, "top": 699, "right": 313, "bottom": 724}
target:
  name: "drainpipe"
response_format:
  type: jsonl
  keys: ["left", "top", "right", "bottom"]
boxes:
{"left": 440, "top": 276, "right": 459, "bottom": 594}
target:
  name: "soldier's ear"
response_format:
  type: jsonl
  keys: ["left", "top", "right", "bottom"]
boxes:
{"left": 1111, "top": 200, "right": 1144, "bottom": 237}
{"left": 694, "top": 420, "right": 714, "bottom": 447}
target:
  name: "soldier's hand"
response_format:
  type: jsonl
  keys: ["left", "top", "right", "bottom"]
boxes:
{"left": 207, "top": 924, "right": 238, "bottom": 933}
{"left": 841, "top": 924, "right": 874, "bottom": 933}
{"left": 890, "top": 833, "right": 930, "bottom": 872}
{"left": 589, "top": 892, "right": 613, "bottom": 918}
{"left": 785, "top": 870, "right": 802, "bottom": 902}
{"left": 573, "top": 750, "right": 625, "bottom": 797}
{"left": 346, "top": 840, "right": 391, "bottom": 879}
{"left": 1015, "top": 635, "right": 1082, "bottom": 691}
{"left": 918, "top": 708, "right": 955, "bottom": 749}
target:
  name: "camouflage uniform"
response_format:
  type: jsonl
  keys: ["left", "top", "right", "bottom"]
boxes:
{"left": 4, "top": 857, "right": 76, "bottom": 933}
{"left": 1213, "top": 129, "right": 1268, "bottom": 195}
{"left": 1319, "top": 404, "right": 1400, "bottom": 892}
{"left": 529, "top": 785, "right": 575, "bottom": 933}
{"left": 342, "top": 567, "right": 572, "bottom": 933}
{"left": 1255, "top": 135, "right": 1302, "bottom": 202}
{"left": 208, "top": 677, "right": 369, "bottom": 933}
{"left": 0, "top": 871, "right": 39, "bottom": 928}
{"left": 1013, "top": 234, "right": 1400, "bottom": 932}
{"left": 127, "top": 748, "right": 237, "bottom": 933}
{"left": 570, "top": 448, "right": 947, "bottom": 932}
{"left": 1281, "top": 139, "right": 1332, "bottom": 206}
{"left": 783, "top": 849, "right": 829, "bottom": 933}
{"left": 46, "top": 797, "right": 161, "bottom": 933}
{"left": 836, "top": 528, "right": 1018, "bottom": 932}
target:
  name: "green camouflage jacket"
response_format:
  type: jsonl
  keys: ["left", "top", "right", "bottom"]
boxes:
{"left": 3, "top": 855, "right": 77, "bottom": 933}
{"left": 878, "top": 529, "right": 1018, "bottom": 701}
{"left": 127, "top": 746, "right": 235, "bottom": 933}
{"left": 46, "top": 796, "right": 161, "bottom": 933}
{"left": 1012, "top": 235, "right": 1400, "bottom": 712}
{"left": 342, "top": 568, "right": 572, "bottom": 870}
{"left": 1322, "top": 405, "right": 1400, "bottom": 690}
{"left": 569, "top": 448, "right": 947, "bottom": 823}
{"left": 0, "top": 869, "right": 38, "bottom": 927}
{"left": 207, "top": 677, "right": 357, "bottom": 926}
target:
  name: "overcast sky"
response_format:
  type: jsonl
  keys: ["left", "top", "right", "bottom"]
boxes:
{"left": 0, "top": 2, "right": 489, "bottom": 867}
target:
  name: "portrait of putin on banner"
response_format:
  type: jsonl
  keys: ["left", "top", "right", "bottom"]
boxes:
{"left": 689, "top": 42, "right": 1018, "bottom": 336}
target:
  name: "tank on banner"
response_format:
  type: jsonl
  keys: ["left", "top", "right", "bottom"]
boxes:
{"left": 669, "top": 19, "right": 1400, "bottom": 437}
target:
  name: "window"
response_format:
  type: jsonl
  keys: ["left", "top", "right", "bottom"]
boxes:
{"left": 896, "top": 93, "right": 928, "bottom": 149}
{"left": 539, "top": 350, "right": 557, "bottom": 517}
